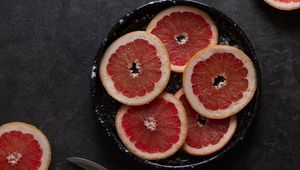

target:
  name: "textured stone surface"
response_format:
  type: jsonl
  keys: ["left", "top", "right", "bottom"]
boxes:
{"left": 0, "top": 0, "right": 299, "bottom": 170}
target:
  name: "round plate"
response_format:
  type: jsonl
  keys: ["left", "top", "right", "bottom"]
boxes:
{"left": 91, "top": 0, "right": 261, "bottom": 169}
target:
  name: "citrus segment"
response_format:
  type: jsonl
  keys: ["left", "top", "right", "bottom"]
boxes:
{"left": 115, "top": 93, "right": 187, "bottom": 160}
{"left": 100, "top": 31, "right": 171, "bottom": 106}
{"left": 175, "top": 89, "right": 237, "bottom": 155}
{"left": 183, "top": 45, "right": 256, "bottom": 119}
{"left": 264, "top": 0, "right": 300, "bottom": 10}
{"left": 0, "top": 122, "right": 51, "bottom": 170}
{"left": 147, "top": 6, "right": 218, "bottom": 72}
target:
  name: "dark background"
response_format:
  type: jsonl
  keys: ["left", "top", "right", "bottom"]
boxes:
{"left": 0, "top": 0, "right": 299, "bottom": 169}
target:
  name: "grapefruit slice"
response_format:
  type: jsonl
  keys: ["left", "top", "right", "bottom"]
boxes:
{"left": 115, "top": 93, "right": 187, "bottom": 160}
{"left": 175, "top": 89, "right": 237, "bottom": 156}
{"left": 183, "top": 45, "right": 257, "bottom": 119}
{"left": 264, "top": 0, "right": 300, "bottom": 11}
{"left": 0, "top": 122, "right": 51, "bottom": 170}
{"left": 146, "top": 5, "right": 218, "bottom": 73}
{"left": 100, "top": 31, "right": 171, "bottom": 106}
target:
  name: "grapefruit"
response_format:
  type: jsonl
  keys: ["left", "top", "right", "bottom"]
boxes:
{"left": 0, "top": 122, "right": 51, "bottom": 170}
{"left": 146, "top": 5, "right": 218, "bottom": 73}
{"left": 100, "top": 31, "right": 171, "bottom": 106}
{"left": 183, "top": 45, "right": 257, "bottom": 119}
{"left": 264, "top": 0, "right": 300, "bottom": 11}
{"left": 115, "top": 93, "right": 187, "bottom": 160}
{"left": 175, "top": 89, "right": 237, "bottom": 156}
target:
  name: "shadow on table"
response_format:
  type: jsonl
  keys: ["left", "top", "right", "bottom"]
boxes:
{"left": 253, "top": 0, "right": 300, "bottom": 30}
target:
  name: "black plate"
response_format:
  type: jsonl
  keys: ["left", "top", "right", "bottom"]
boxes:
{"left": 91, "top": 0, "right": 261, "bottom": 169}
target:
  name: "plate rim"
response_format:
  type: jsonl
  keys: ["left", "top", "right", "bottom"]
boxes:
{"left": 91, "top": 0, "right": 261, "bottom": 169}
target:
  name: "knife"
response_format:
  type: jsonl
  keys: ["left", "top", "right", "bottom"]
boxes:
{"left": 68, "top": 157, "right": 108, "bottom": 170}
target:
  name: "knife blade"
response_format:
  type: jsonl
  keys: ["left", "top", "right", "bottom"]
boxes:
{"left": 67, "top": 157, "right": 108, "bottom": 170}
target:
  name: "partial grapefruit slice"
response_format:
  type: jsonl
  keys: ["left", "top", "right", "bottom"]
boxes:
{"left": 100, "top": 31, "right": 171, "bottom": 106}
{"left": 0, "top": 122, "right": 51, "bottom": 170}
{"left": 175, "top": 89, "right": 237, "bottom": 156}
{"left": 147, "top": 5, "right": 218, "bottom": 72}
{"left": 183, "top": 45, "right": 257, "bottom": 119}
{"left": 264, "top": 0, "right": 300, "bottom": 11}
{"left": 115, "top": 93, "right": 187, "bottom": 160}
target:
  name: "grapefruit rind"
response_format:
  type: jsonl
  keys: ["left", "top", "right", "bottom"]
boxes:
{"left": 146, "top": 5, "right": 218, "bottom": 73}
{"left": 183, "top": 116, "right": 237, "bottom": 156}
{"left": 264, "top": 0, "right": 300, "bottom": 11}
{"left": 183, "top": 45, "right": 257, "bottom": 119}
{"left": 115, "top": 93, "right": 188, "bottom": 160}
{"left": 175, "top": 89, "right": 237, "bottom": 156}
{"left": 100, "top": 31, "right": 171, "bottom": 106}
{"left": 0, "top": 122, "right": 51, "bottom": 170}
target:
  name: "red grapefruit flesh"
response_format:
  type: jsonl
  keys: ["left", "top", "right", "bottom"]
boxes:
{"left": 115, "top": 93, "right": 187, "bottom": 160}
{"left": 264, "top": 0, "right": 300, "bottom": 10}
{"left": 147, "top": 6, "right": 218, "bottom": 73}
{"left": 100, "top": 31, "right": 171, "bottom": 106}
{"left": 0, "top": 122, "right": 51, "bottom": 170}
{"left": 175, "top": 89, "right": 237, "bottom": 156}
{"left": 183, "top": 45, "right": 257, "bottom": 119}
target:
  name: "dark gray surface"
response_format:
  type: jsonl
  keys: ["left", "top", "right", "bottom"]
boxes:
{"left": 0, "top": 0, "right": 299, "bottom": 170}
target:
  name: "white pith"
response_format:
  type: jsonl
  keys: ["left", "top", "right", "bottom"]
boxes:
{"left": 144, "top": 117, "right": 157, "bottom": 131}
{"left": 183, "top": 45, "right": 257, "bottom": 119}
{"left": 213, "top": 73, "right": 227, "bottom": 89}
{"left": 115, "top": 93, "right": 188, "bottom": 160}
{"left": 175, "top": 32, "right": 188, "bottom": 45}
{"left": 7, "top": 152, "right": 22, "bottom": 166}
{"left": 100, "top": 31, "right": 171, "bottom": 106}
{"left": 129, "top": 61, "right": 142, "bottom": 78}
{"left": 146, "top": 5, "right": 218, "bottom": 73}
{"left": 0, "top": 122, "right": 51, "bottom": 170}
{"left": 264, "top": 0, "right": 300, "bottom": 10}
